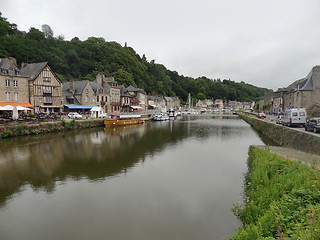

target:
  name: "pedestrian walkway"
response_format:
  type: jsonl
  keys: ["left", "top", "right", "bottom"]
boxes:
{"left": 257, "top": 145, "right": 320, "bottom": 166}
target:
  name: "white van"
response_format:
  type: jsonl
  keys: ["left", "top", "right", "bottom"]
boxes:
{"left": 283, "top": 108, "right": 307, "bottom": 127}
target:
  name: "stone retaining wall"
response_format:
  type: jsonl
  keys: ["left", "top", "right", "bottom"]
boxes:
{"left": 0, "top": 119, "right": 105, "bottom": 138}
{"left": 239, "top": 114, "right": 320, "bottom": 155}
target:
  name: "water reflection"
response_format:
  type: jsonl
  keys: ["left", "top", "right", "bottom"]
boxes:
{"left": 0, "top": 122, "right": 189, "bottom": 206}
{"left": 0, "top": 115, "right": 269, "bottom": 240}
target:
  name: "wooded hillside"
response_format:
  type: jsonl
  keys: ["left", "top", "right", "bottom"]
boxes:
{"left": 0, "top": 13, "right": 271, "bottom": 104}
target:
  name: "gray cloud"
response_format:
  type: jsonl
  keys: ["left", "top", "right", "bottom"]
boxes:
{"left": 2, "top": 0, "right": 320, "bottom": 90}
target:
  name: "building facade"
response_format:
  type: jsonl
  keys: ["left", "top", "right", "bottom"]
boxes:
{"left": 0, "top": 58, "right": 29, "bottom": 104}
{"left": 20, "top": 62, "right": 63, "bottom": 113}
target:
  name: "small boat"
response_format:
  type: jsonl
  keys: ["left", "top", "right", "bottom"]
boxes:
{"left": 104, "top": 114, "right": 144, "bottom": 127}
{"left": 153, "top": 113, "right": 169, "bottom": 121}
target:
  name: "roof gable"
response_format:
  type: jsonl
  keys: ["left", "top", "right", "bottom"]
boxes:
{"left": 20, "top": 62, "right": 47, "bottom": 80}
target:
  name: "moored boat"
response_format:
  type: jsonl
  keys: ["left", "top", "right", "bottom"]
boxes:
{"left": 104, "top": 114, "right": 144, "bottom": 127}
{"left": 153, "top": 114, "right": 169, "bottom": 121}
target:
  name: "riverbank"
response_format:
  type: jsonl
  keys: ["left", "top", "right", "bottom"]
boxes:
{"left": 0, "top": 119, "right": 105, "bottom": 138}
{"left": 0, "top": 115, "right": 154, "bottom": 139}
{"left": 238, "top": 112, "right": 320, "bottom": 155}
{"left": 229, "top": 146, "right": 320, "bottom": 239}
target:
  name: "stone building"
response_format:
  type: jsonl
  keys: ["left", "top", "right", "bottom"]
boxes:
{"left": 94, "top": 74, "right": 120, "bottom": 113}
{"left": 127, "top": 85, "right": 147, "bottom": 111}
{"left": 147, "top": 95, "right": 166, "bottom": 110}
{"left": 63, "top": 80, "right": 97, "bottom": 106}
{"left": 262, "top": 65, "right": 320, "bottom": 115}
{"left": 0, "top": 58, "right": 30, "bottom": 105}
{"left": 164, "top": 96, "right": 180, "bottom": 109}
{"left": 119, "top": 85, "right": 132, "bottom": 112}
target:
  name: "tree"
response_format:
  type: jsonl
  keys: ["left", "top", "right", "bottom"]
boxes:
{"left": 41, "top": 24, "right": 53, "bottom": 39}
{"left": 0, "top": 12, "right": 10, "bottom": 36}
{"left": 26, "top": 27, "right": 45, "bottom": 40}
{"left": 113, "top": 69, "right": 137, "bottom": 87}
{"left": 197, "top": 93, "right": 206, "bottom": 100}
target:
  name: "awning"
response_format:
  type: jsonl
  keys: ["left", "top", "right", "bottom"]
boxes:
{"left": 90, "top": 106, "right": 104, "bottom": 112}
{"left": 130, "top": 105, "right": 142, "bottom": 109}
{"left": 0, "top": 105, "right": 31, "bottom": 111}
{"left": 0, "top": 102, "right": 34, "bottom": 108}
{"left": 65, "top": 105, "right": 96, "bottom": 110}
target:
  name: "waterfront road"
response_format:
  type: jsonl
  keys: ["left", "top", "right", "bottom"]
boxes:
{"left": 261, "top": 114, "right": 320, "bottom": 138}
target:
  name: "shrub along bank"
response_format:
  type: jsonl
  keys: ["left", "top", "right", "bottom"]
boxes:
{"left": 0, "top": 119, "right": 104, "bottom": 138}
{"left": 229, "top": 146, "right": 320, "bottom": 239}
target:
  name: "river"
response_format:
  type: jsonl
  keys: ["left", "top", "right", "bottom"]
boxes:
{"left": 0, "top": 114, "right": 267, "bottom": 240}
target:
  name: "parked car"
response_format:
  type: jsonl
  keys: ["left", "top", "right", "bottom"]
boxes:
{"left": 68, "top": 112, "right": 82, "bottom": 119}
{"left": 283, "top": 108, "right": 307, "bottom": 127}
{"left": 276, "top": 115, "right": 283, "bottom": 124}
{"left": 257, "top": 112, "right": 266, "bottom": 118}
{"left": 304, "top": 118, "right": 320, "bottom": 133}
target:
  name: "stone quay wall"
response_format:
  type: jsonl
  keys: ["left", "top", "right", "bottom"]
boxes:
{"left": 239, "top": 113, "right": 320, "bottom": 155}
{"left": 0, "top": 119, "right": 105, "bottom": 138}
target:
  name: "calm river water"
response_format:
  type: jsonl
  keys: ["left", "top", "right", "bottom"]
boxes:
{"left": 0, "top": 115, "right": 267, "bottom": 240}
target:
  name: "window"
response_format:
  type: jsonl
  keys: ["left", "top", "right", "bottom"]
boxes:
{"left": 97, "top": 96, "right": 99, "bottom": 102}
{"left": 39, "top": 98, "right": 42, "bottom": 103}
{"left": 14, "top": 92, "right": 18, "bottom": 101}
{"left": 37, "top": 87, "right": 41, "bottom": 93}
{"left": 13, "top": 80, "right": 18, "bottom": 87}
{"left": 299, "top": 112, "right": 305, "bottom": 116}
{"left": 43, "top": 86, "right": 52, "bottom": 93}
{"left": 101, "top": 96, "right": 104, "bottom": 102}
{"left": 43, "top": 77, "right": 51, "bottom": 82}
{"left": 292, "top": 112, "right": 297, "bottom": 116}
{"left": 43, "top": 96, "right": 52, "bottom": 103}
{"left": 85, "top": 95, "right": 89, "bottom": 103}
{"left": 5, "top": 92, "right": 10, "bottom": 101}
{"left": 5, "top": 79, "right": 10, "bottom": 87}
{"left": 85, "top": 89, "right": 89, "bottom": 94}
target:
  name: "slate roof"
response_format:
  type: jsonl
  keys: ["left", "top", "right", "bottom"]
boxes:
{"left": 127, "top": 85, "right": 139, "bottom": 92}
{"left": 20, "top": 62, "right": 47, "bottom": 80}
{"left": 63, "top": 80, "right": 89, "bottom": 95}
{"left": 90, "top": 81, "right": 104, "bottom": 94}
{"left": 0, "top": 58, "right": 19, "bottom": 72}
{"left": 127, "top": 85, "right": 146, "bottom": 94}
{"left": 118, "top": 85, "right": 131, "bottom": 97}
{"left": 62, "top": 89, "right": 81, "bottom": 105}
{"left": 286, "top": 69, "right": 314, "bottom": 92}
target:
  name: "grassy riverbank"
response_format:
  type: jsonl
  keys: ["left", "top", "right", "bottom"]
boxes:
{"left": 229, "top": 146, "right": 320, "bottom": 239}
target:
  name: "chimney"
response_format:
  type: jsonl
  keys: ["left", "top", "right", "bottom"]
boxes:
{"left": 95, "top": 73, "right": 103, "bottom": 85}
{"left": 8, "top": 57, "right": 17, "bottom": 66}
{"left": 21, "top": 62, "right": 27, "bottom": 68}
{"left": 70, "top": 78, "right": 75, "bottom": 94}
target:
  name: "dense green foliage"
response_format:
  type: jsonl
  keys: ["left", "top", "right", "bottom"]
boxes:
{"left": 230, "top": 147, "right": 320, "bottom": 239}
{"left": 0, "top": 13, "right": 270, "bottom": 104}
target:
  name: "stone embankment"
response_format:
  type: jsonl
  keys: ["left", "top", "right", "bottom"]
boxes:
{"left": 239, "top": 113, "right": 320, "bottom": 155}
{"left": 0, "top": 119, "right": 105, "bottom": 138}
{"left": 0, "top": 115, "right": 154, "bottom": 139}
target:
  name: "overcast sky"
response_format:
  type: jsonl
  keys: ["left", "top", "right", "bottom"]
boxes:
{"left": 2, "top": 0, "right": 320, "bottom": 90}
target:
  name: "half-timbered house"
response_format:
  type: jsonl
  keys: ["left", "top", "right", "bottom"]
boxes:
{"left": 20, "top": 62, "right": 63, "bottom": 113}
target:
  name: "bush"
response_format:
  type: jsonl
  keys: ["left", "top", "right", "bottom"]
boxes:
{"left": 230, "top": 147, "right": 320, "bottom": 239}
